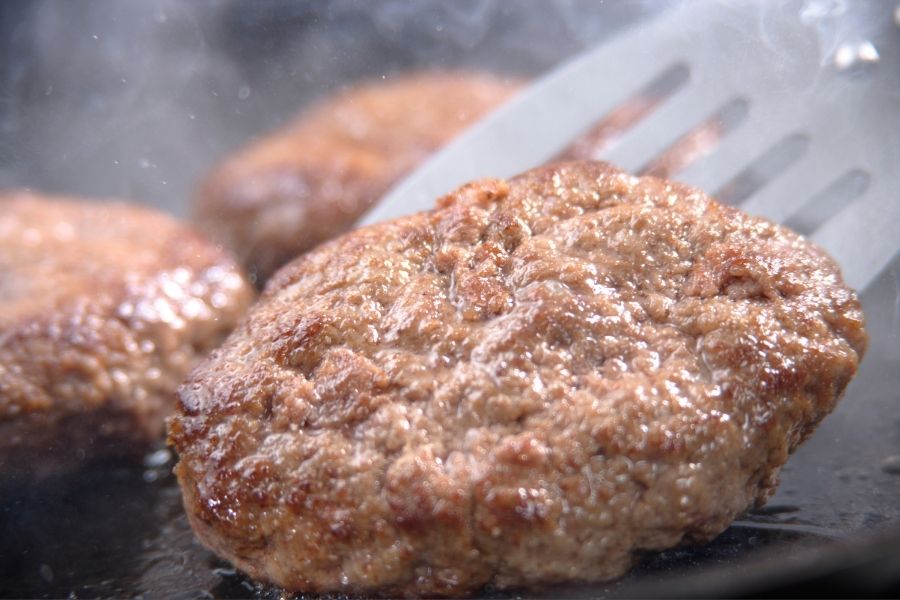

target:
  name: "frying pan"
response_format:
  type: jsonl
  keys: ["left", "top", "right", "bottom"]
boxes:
{"left": 1, "top": 1, "right": 899, "bottom": 597}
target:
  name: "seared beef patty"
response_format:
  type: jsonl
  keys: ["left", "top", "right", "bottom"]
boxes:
{"left": 193, "top": 71, "right": 522, "bottom": 284}
{"left": 170, "top": 161, "right": 866, "bottom": 597}
{"left": 0, "top": 193, "right": 253, "bottom": 480}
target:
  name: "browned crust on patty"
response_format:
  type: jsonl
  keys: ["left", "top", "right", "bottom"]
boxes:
{"left": 0, "top": 192, "right": 254, "bottom": 480}
{"left": 171, "top": 161, "right": 866, "bottom": 597}
{"left": 192, "top": 71, "right": 522, "bottom": 284}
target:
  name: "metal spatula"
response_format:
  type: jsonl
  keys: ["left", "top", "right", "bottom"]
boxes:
{"left": 361, "top": 0, "right": 900, "bottom": 292}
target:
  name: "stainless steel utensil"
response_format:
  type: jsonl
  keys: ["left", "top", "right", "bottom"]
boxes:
{"left": 363, "top": 0, "right": 900, "bottom": 292}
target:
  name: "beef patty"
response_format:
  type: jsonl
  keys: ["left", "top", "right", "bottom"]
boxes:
{"left": 170, "top": 161, "right": 866, "bottom": 597}
{"left": 0, "top": 193, "right": 253, "bottom": 481}
{"left": 193, "top": 71, "right": 522, "bottom": 285}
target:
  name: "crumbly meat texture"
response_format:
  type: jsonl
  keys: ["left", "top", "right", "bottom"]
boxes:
{"left": 0, "top": 193, "right": 253, "bottom": 480}
{"left": 193, "top": 71, "right": 522, "bottom": 284}
{"left": 170, "top": 161, "right": 866, "bottom": 597}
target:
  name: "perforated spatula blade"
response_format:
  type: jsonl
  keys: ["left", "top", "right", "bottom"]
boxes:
{"left": 361, "top": 0, "right": 900, "bottom": 291}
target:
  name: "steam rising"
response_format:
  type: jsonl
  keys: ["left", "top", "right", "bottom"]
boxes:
{"left": 0, "top": 0, "right": 244, "bottom": 215}
{"left": 2, "top": 0, "right": 883, "bottom": 219}
{"left": 0, "top": 0, "right": 651, "bottom": 217}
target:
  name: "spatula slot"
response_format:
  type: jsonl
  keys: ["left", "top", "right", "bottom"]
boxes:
{"left": 560, "top": 63, "right": 690, "bottom": 158}
{"left": 716, "top": 133, "right": 810, "bottom": 205}
{"left": 785, "top": 169, "right": 870, "bottom": 236}
{"left": 641, "top": 97, "right": 749, "bottom": 179}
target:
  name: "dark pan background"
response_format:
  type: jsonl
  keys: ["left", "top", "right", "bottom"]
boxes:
{"left": 1, "top": 1, "right": 899, "bottom": 598}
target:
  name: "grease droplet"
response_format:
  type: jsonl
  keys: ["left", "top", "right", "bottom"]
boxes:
{"left": 880, "top": 455, "right": 900, "bottom": 474}
{"left": 144, "top": 448, "right": 172, "bottom": 468}
{"left": 39, "top": 564, "right": 53, "bottom": 582}
{"left": 833, "top": 41, "right": 879, "bottom": 73}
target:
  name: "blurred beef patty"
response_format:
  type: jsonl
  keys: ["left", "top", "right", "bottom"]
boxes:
{"left": 193, "top": 71, "right": 522, "bottom": 284}
{"left": 0, "top": 192, "right": 253, "bottom": 481}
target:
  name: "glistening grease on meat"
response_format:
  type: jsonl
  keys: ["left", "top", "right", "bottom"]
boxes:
{"left": 0, "top": 193, "right": 253, "bottom": 480}
{"left": 170, "top": 161, "right": 865, "bottom": 597}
